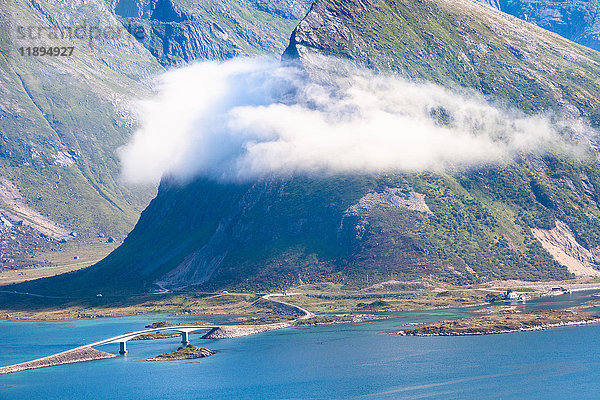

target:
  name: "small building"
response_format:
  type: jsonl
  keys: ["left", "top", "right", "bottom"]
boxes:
{"left": 505, "top": 290, "right": 522, "bottom": 300}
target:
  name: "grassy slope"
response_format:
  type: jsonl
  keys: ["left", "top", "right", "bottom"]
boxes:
{"left": 288, "top": 0, "right": 600, "bottom": 122}
{"left": 1, "top": 0, "right": 163, "bottom": 240}
{"left": 10, "top": 0, "right": 600, "bottom": 299}
{"left": 283, "top": 0, "right": 600, "bottom": 258}
{"left": 0, "top": 0, "right": 312, "bottom": 268}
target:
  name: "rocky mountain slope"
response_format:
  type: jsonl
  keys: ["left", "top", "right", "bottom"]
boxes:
{"left": 1, "top": 0, "right": 163, "bottom": 269}
{"left": 25, "top": 0, "right": 600, "bottom": 295}
{"left": 0, "top": 0, "right": 311, "bottom": 270}
{"left": 479, "top": 0, "right": 600, "bottom": 52}
{"left": 104, "top": 0, "right": 313, "bottom": 65}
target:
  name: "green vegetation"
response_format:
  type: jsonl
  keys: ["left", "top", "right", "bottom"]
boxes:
{"left": 237, "top": 315, "right": 297, "bottom": 325}
{"left": 287, "top": 0, "right": 600, "bottom": 122}
{"left": 0, "top": 284, "right": 525, "bottom": 320}
{"left": 402, "top": 310, "right": 600, "bottom": 335}
{"left": 284, "top": 290, "right": 498, "bottom": 313}
{"left": 0, "top": 0, "right": 163, "bottom": 271}
{"left": 0, "top": 292, "right": 271, "bottom": 320}
{"left": 144, "top": 321, "right": 182, "bottom": 329}
{"left": 131, "top": 332, "right": 179, "bottom": 341}
{"left": 147, "top": 345, "right": 215, "bottom": 361}
{"left": 45, "top": 0, "right": 600, "bottom": 296}
{"left": 8, "top": 0, "right": 600, "bottom": 305}
{"left": 0, "top": 0, "right": 311, "bottom": 271}
{"left": 356, "top": 301, "right": 392, "bottom": 310}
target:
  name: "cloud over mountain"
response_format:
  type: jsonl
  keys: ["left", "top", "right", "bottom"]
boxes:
{"left": 120, "top": 56, "right": 580, "bottom": 184}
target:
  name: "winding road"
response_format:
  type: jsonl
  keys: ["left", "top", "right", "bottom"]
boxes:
{"left": 261, "top": 293, "right": 313, "bottom": 319}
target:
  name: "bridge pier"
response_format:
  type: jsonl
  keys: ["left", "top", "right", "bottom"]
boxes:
{"left": 181, "top": 331, "right": 190, "bottom": 346}
{"left": 119, "top": 341, "right": 127, "bottom": 355}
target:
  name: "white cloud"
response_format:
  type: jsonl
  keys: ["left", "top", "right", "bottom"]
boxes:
{"left": 119, "top": 56, "right": 580, "bottom": 184}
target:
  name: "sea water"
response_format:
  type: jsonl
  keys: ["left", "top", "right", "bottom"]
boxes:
{"left": 0, "top": 291, "right": 599, "bottom": 399}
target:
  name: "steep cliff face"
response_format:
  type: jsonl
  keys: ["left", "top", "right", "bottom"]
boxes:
{"left": 29, "top": 0, "right": 600, "bottom": 295}
{"left": 479, "top": 0, "right": 600, "bottom": 52}
{"left": 105, "top": 0, "right": 313, "bottom": 65}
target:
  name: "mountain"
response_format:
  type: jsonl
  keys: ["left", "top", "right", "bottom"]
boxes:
{"left": 22, "top": 0, "right": 600, "bottom": 297}
{"left": 0, "top": 0, "right": 163, "bottom": 269}
{"left": 105, "top": 0, "right": 313, "bottom": 65}
{"left": 478, "top": 0, "right": 600, "bottom": 52}
{"left": 0, "top": 0, "right": 311, "bottom": 269}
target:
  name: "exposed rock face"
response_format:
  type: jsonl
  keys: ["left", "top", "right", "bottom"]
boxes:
{"left": 346, "top": 187, "right": 433, "bottom": 216}
{"left": 531, "top": 221, "right": 600, "bottom": 277}
{"left": 106, "top": 0, "right": 313, "bottom": 65}
{"left": 0, "top": 178, "right": 70, "bottom": 241}
{"left": 0, "top": 0, "right": 312, "bottom": 270}
{"left": 478, "top": 0, "right": 600, "bottom": 52}
{"left": 478, "top": 0, "right": 501, "bottom": 8}
{"left": 0, "top": 0, "right": 164, "bottom": 270}
{"left": 283, "top": 0, "right": 600, "bottom": 120}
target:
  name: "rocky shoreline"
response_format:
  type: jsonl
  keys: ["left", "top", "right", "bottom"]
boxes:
{"left": 399, "top": 310, "right": 600, "bottom": 336}
{"left": 201, "top": 323, "right": 293, "bottom": 339}
{"left": 0, "top": 347, "right": 116, "bottom": 375}
{"left": 147, "top": 345, "right": 215, "bottom": 361}
{"left": 200, "top": 314, "right": 384, "bottom": 338}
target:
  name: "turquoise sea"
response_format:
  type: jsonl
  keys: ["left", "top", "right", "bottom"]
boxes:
{"left": 1, "top": 291, "right": 599, "bottom": 399}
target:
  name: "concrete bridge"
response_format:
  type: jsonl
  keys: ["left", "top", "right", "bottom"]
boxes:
{"left": 0, "top": 324, "right": 221, "bottom": 375}
{"left": 0, "top": 293, "right": 315, "bottom": 375}
{"left": 93, "top": 325, "right": 221, "bottom": 354}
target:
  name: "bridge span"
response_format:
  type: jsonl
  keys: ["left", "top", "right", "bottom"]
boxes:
{"left": 0, "top": 292, "right": 314, "bottom": 374}
{"left": 0, "top": 324, "right": 221, "bottom": 375}
{"left": 93, "top": 325, "right": 221, "bottom": 354}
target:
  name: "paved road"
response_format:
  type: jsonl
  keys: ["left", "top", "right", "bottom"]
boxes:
{"left": 262, "top": 293, "right": 313, "bottom": 319}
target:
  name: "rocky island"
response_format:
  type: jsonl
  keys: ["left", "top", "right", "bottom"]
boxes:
{"left": 147, "top": 345, "right": 215, "bottom": 361}
{"left": 400, "top": 310, "right": 600, "bottom": 336}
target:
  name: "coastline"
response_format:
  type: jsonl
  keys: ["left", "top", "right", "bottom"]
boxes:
{"left": 2, "top": 287, "right": 599, "bottom": 375}
{"left": 0, "top": 299, "right": 496, "bottom": 322}
{"left": 1, "top": 279, "right": 600, "bottom": 323}
{"left": 399, "top": 318, "right": 600, "bottom": 336}
{"left": 399, "top": 310, "right": 600, "bottom": 337}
